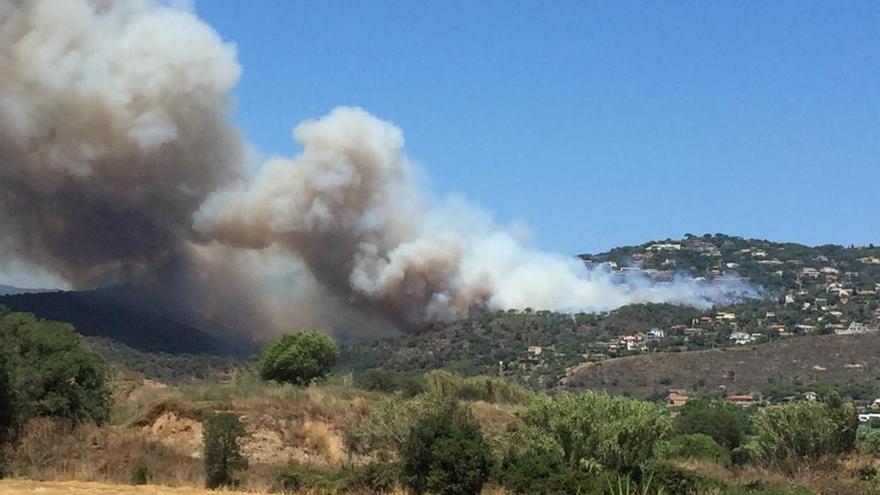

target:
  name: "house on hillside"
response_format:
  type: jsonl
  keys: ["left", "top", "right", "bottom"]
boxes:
{"left": 667, "top": 392, "right": 690, "bottom": 408}
{"left": 726, "top": 394, "right": 754, "bottom": 408}
{"left": 619, "top": 335, "right": 646, "bottom": 352}
{"left": 646, "top": 328, "right": 665, "bottom": 341}
{"left": 837, "top": 322, "right": 879, "bottom": 335}
{"left": 729, "top": 332, "right": 752, "bottom": 345}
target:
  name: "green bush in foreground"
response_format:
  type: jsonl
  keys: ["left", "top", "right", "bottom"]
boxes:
{"left": 660, "top": 433, "right": 731, "bottom": 468}
{"left": 0, "top": 310, "right": 112, "bottom": 423}
{"left": 258, "top": 331, "right": 339, "bottom": 385}
{"left": 401, "top": 399, "right": 493, "bottom": 495}
{"left": 753, "top": 397, "right": 857, "bottom": 467}
{"left": 203, "top": 413, "right": 248, "bottom": 489}
{"left": 672, "top": 398, "right": 752, "bottom": 451}
{"left": 518, "top": 392, "right": 670, "bottom": 476}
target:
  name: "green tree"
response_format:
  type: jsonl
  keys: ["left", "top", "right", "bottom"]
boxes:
{"left": 0, "top": 311, "right": 112, "bottom": 423}
{"left": 660, "top": 433, "right": 731, "bottom": 468}
{"left": 753, "top": 398, "right": 858, "bottom": 467}
{"left": 258, "top": 331, "right": 339, "bottom": 385}
{"left": 401, "top": 400, "right": 493, "bottom": 495}
{"left": 517, "top": 392, "right": 670, "bottom": 475}
{"left": 672, "top": 398, "right": 751, "bottom": 451}
{"left": 0, "top": 354, "right": 12, "bottom": 444}
{"left": 203, "top": 412, "right": 248, "bottom": 489}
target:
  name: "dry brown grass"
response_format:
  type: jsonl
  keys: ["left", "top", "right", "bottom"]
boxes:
{"left": 0, "top": 479, "right": 264, "bottom": 494}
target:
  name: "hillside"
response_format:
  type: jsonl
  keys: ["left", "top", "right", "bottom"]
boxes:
{"left": 0, "top": 284, "right": 50, "bottom": 296}
{"left": 561, "top": 332, "right": 880, "bottom": 399}
{"left": 0, "top": 286, "right": 248, "bottom": 357}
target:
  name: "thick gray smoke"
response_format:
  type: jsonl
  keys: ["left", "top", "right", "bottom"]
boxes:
{"left": 0, "top": 0, "right": 271, "bottom": 333}
{"left": 0, "top": 0, "right": 758, "bottom": 336}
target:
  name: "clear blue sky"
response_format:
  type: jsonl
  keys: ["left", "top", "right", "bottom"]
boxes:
{"left": 196, "top": 1, "right": 880, "bottom": 255}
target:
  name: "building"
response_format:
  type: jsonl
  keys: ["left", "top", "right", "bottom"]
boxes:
{"left": 646, "top": 328, "right": 665, "bottom": 341}
{"left": 725, "top": 394, "right": 754, "bottom": 408}
{"left": 729, "top": 332, "right": 752, "bottom": 345}
{"left": 527, "top": 346, "right": 542, "bottom": 356}
{"left": 667, "top": 392, "right": 690, "bottom": 408}
{"left": 836, "top": 322, "right": 879, "bottom": 335}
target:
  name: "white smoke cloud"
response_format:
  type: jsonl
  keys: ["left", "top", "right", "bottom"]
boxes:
{"left": 195, "top": 107, "right": 759, "bottom": 325}
{"left": 1, "top": 0, "right": 759, "bottom": 336}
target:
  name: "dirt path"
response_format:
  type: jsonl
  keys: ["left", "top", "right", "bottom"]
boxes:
{"left": 0, "top": 480, "right": 258, "bottom": 495}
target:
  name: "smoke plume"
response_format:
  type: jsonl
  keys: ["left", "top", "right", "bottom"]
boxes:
{"left": 0, "top": 0, "right": 757, "bottom": 336}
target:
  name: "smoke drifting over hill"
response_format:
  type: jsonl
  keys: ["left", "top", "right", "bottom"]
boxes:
{"left": 0, "top": 0, "right": 757, "bottom": 334}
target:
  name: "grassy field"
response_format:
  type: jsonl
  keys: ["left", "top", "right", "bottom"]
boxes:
{"left": 0, "top": 480, "right": 258, "bottom": 494}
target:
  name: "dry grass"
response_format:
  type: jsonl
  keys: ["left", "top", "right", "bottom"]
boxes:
{"left": 0, "top": 479, "right": 264, "bottom": 494}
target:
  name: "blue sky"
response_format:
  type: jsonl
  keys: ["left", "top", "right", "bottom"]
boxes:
{"left": 196, "top": 1, "right": 879, "bottom": 255}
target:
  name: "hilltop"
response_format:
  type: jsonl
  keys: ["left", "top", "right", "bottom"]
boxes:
{"left": 343, "top": 234, "right": 880, "bottom": 388}
{"left": 0, "top": 286, "right": 250, "bottom": 357}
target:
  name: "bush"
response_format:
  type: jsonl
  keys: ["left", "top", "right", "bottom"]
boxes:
{"left": 857, "top": 426, "right": 880, "bottom": 455}
{"left": 401, "top": 399, "right": 493, "bottom": 495}
{"left": 672, "top": 398, "right": 751, "bottom": 451}
{"left": 345, "top": 396, "right": 423, "bottom": 459}
{"left": 422, "top": 370, "right": 532, "bottom": 404}
{"left": 274, "top": 463, "right": 400, "bottom": 494}
{"left": 0, "top": 311, "right": 112, "bottom": 423}
{"left": 660, "top": 433, "right": 731, "bottom": 468}
{"left": 131, "top": 464, "right": 150, "bottom": 485}
{"left": 753, "top": 398, "right": 858, "bottom": 467}
{"left": 499, "top": 440, "right": 606, "bottom": 494}
{"left": 359, "top": 369, "right": 424, "bottom": 396}
{"left": 203, "top": 413, "right": 248, "bottom": 489}
{"left": 258, "top": 331, "right": 339, "bottom": 385}
{"left": 0, "top": 355, "right": 13, "bottom": 443}
{"left": 517, "top": 392, "right": 670, "bottom": 476}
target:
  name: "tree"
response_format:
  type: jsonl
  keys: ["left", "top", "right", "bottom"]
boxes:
{"left": 753, "top": 398, "right": 858, "bottom": 468}
{"left": 672, "top": 398, "right": 751, "bottom": 451}
{"left": 401, "top": 400, "right": 493, "bottom": 495}
{"left": 203, "top": 413, "right": 248, "bottom": 489}
{"left": 258, "top": 331, "right": 339, "bottom": 385}
{"left": 0, "top": 354, "right": 12, "bottom": 444}
{"left": 0, "top": 311, "right": 112, "bottom": 423}
{"left": 517, "top": 392, "right": 670, "bottom": 475}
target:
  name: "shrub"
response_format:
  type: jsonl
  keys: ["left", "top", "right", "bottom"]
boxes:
{"left": 131, "top": 464, "right": 150, "bottom": 485}
{"left": 660, "top": 433, "right": 731, "bottom": 468}
{"left": 359, "top": 369, "right": 424, "bottom": 396}
{"left": 643, "top": 463, "right": 712, "bottom": 495}
{"left": 347, "top": 461, "right": 401, "bottom": 493}
{"left": 401, "top": 399, "right": 493, "bottom": 495}
{"left": 753, "top": 398, "right": 858, "bottom": 467}
{"left": 672, "top": 398, "right": 751, "bottom": 451}
{"left": 0, "top": 311, "right": 112, "bottom": 423}
{"left": 0, "top": 355, "right": 13, "bottom": 443}
{"left": 499, "top": 440, "right": 606, "bottom": 495}
{"left": 423, "top": 370, "right": 532, "bottom": 404}
{"left": 258, "top": 331, "right": 339, "bottom": 385}
{"left": 345, "top": 396, "right": 424, "bottom": 459}
{"left": 518, "top": 392, "right": 670, "bottom": 476}
{"left": 203, "top": 413, "right": 248, "bottom": 489}
{"left": 857, "top": 426, "right": 880, "bottom": 455}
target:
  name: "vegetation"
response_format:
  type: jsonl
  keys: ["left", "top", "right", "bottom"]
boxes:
{"left": 0, "top": 308, "right": 112, "bottom": 424}
{"left": 672, "top": 398, "right": 751, "bottom": 451}
{"left": 400, "top": 399, "right": 493, "bottom": 495}
{"left": 258, "top": 331, "right": 340, "bottom": 385}
{"left": 752, "top": 396, "right": 857, "bottom": 468}
{"left": 514, "top": 392, "right": 670, "bottom": 476}
{"left": 203, "top": 412, "right": 248, "bottom": 489}
{"left": 660, "top": 433, "right": 732, "bottom": 467}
